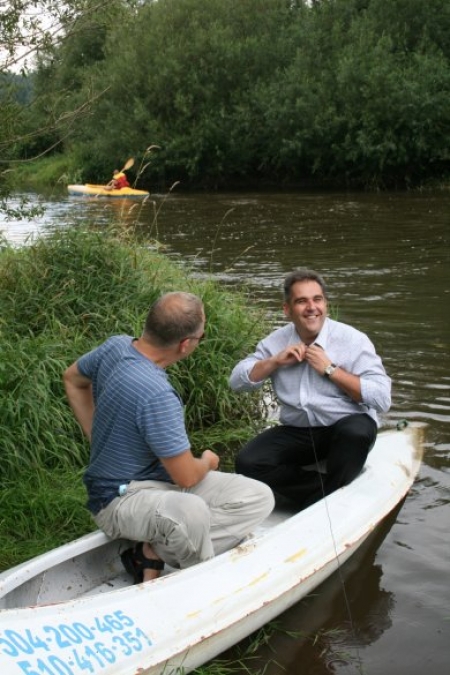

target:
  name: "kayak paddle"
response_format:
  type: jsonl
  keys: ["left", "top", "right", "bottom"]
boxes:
{"left": 120, "top": 158, "right": 135, "bottom": 173}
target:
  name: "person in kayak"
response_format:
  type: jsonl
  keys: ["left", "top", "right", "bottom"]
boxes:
{"left": 229, "top": 268, "right": 392, "bottom": 511}
{"left": 63, "top": 292, "right": 274, "bottom": 584}
{"left": 105, "top": 169, "right": 130, "bottom": 190}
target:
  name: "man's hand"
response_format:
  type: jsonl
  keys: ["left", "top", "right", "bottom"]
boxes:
{"left": 161, "top": 448, "right": 220, "bottom": 488}
{"left": 201, "top": 449, "right": 220, "bottom": 471}
{"left": 304, "top": 344, "right": 329, "bottom": 374}
{"left": 305, "top": 345, "right": 363, "bottom": 402}
{"left": 275, "top": 343, "right": 308, "bottom": 367}
{"left": 249, "top": 343, "right": 307, "bottom": 382}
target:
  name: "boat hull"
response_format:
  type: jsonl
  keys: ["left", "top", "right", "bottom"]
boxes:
{"left": 0, "top": 426, "right": 423, "bottom": 675}
{"left": 68, "top": 184, "right": 149, "bottom": 198}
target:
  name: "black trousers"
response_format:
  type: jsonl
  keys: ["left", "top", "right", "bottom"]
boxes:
{"left": 235, "top": 413, "right": 377, "bottom": 510}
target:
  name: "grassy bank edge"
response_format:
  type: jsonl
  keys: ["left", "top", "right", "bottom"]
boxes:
{"left": 0, "top": 224, "right": 271, "bottom": 571}
{"left": 6, "top": 154, "right": 450, "bottom": 194}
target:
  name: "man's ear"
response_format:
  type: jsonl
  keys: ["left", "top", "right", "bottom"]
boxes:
{"left": 283, "top": 302, "right": 291, "bottom": 319}
{"left": 178, "top": 337, "right": 190, "bottom": 355}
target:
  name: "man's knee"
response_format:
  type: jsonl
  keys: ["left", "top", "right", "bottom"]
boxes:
{"left": 154, "top": 493, "right": 213, "bottom": 568}
{"left": 235, "top": 448, "right": 255, "bottom": 476}
{"left": 335, "top": 414, "right": 377, "bottom": 447}
{"left": 327, "top": 415, "right": 377, "bottom": 486}
{"left": 160, "top": 492, "right": 211, "bottom": 538}
{"left": 235, "top": 429, "right": 282, "bottom": 477}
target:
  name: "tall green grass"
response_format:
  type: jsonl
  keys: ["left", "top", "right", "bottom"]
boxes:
{"left": 8, "top": 154, "right": 82, "bottom": 188}
{"left": 0, "top": 469, "right": 94, "bottom": 569}
{"left": 0, "top": 225, "right": 269, "bottom": 568}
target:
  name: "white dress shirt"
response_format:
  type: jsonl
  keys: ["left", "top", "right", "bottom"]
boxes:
{"left": 229, "top": 318, "right": 391, "bottom": 427}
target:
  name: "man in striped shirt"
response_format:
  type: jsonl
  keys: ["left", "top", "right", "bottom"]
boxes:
{"left": 64, "top": 292, "right": 274, "bottom": 583}
{"left": 229, "top": 269, "right": 391, "bottom": 510}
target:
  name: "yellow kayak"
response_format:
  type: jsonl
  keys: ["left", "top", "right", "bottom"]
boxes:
{"left": 68, "top": 184, "right": 149, "bottom": 198}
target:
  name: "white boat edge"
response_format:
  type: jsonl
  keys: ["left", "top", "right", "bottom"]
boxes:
{"left": 0, "top": 424, "right": 424, "bottom": 675}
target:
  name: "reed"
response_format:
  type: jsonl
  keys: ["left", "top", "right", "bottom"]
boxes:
{"left": 0, "top": 469, "right": 94, "bottom": 570}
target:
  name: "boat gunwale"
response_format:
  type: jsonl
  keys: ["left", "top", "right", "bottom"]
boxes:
{"left": 0, "top": 425, "right": 424, "bottom": 612}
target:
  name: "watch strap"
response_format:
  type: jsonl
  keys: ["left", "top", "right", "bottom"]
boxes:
{"left": 324, "top": 363, "right": 338, "bottom": 378}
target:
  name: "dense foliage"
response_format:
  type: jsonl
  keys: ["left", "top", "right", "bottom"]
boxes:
{"left": 4, "top": 0, "right": 450, "bottom": 188}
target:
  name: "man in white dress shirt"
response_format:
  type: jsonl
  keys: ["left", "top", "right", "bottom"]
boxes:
{"left": 229, "top": 269, "right": 391, "bottom": 510}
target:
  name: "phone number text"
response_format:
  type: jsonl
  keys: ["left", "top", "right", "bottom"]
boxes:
{"left": 0, "top": 610, "right": 153, "bottom": 674}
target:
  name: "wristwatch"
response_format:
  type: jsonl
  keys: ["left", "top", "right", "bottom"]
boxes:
{"left": 324, "top": 363, "right": 338, "bottom": 378}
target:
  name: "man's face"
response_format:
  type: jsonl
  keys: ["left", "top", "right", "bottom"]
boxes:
{"left": 283, "top": 280, "right": 328, "bottom": 342}
{"left": 183, "top": 311, "right": 206, "bottom": 356}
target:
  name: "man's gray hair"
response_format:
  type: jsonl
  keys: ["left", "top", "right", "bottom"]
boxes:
{"left": 143, "top": 292, "right": 204, "bottom": 346}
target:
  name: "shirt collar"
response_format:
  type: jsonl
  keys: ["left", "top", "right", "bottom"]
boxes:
{"left": 309, "top": 316, "right": 331, "bottom": 349}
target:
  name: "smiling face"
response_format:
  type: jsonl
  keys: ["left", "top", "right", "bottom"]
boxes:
{"left": 283, "top": 280, "right": 328, "bottom": 343}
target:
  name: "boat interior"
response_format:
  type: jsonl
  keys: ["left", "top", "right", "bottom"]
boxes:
{"left": 0, "top": 506, "right": 295, "bottom": 611}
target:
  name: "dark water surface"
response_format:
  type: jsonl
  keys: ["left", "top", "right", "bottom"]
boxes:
{"left": 2, "top": 190, "right": 449, "bottom": 674}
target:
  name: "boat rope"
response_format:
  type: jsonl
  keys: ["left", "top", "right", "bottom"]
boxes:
{"left": 308, "top": 427, "right": 365, "bottom": 674}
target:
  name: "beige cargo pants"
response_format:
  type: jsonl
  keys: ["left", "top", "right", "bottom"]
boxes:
{"left": 93, "top": 471, "right": 274, "bottom": 569}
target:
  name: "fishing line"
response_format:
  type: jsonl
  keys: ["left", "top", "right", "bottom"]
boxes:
{"left": 308, "top": 425, "right": 365, "bottom": 675}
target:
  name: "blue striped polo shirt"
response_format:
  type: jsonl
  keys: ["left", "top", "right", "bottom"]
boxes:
{"left": 77, "top": 335, "right": 189, "bottom": 513}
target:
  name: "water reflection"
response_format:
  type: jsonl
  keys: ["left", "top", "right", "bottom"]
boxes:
{"left": 224, "top": 508, "right": 400, "bottom": 675}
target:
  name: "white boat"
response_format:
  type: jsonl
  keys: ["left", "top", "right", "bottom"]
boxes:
{"left": 0, "top": 425, "right": 423, "bottom": 675}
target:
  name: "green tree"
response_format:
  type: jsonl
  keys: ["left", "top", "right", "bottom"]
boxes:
{"left": 255, "top": 0, "right": 450, "bottom": 186}
{"left": 0, "top": 0, "right": 131, "bottom": 204}
{"left": 58, "top": 0, "right": 298, "bottom": 185}
{"left": 5, "top": 0, "right": 450, "bottom": 189}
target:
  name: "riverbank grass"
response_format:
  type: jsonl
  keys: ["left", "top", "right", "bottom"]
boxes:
{"left": 0, "top": 225, "right": 269, "bottom": 570}
{"left": 8, "top": 154, "right": 83, "bottom": 189}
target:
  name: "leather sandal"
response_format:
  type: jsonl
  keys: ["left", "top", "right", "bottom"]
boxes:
{"left": 120, "top": 542, "right": 165, "bottom": 584}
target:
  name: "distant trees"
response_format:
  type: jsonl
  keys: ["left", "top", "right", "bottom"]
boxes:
{"left": 1, "top": 2, "right": 129, "bottom": 181}
{"left": 4, "top": 0, "right": 450, "bottom": 189}
{"left": 259, "top": 0, "right": 450, "bottom": 186}
{"left": 0, "top": 0, "right": 118, "bottom": 205}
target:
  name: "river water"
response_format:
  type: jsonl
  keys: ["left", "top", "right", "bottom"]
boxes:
{"left": 2, "top": 189, "right": 449, "bottom": 675}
